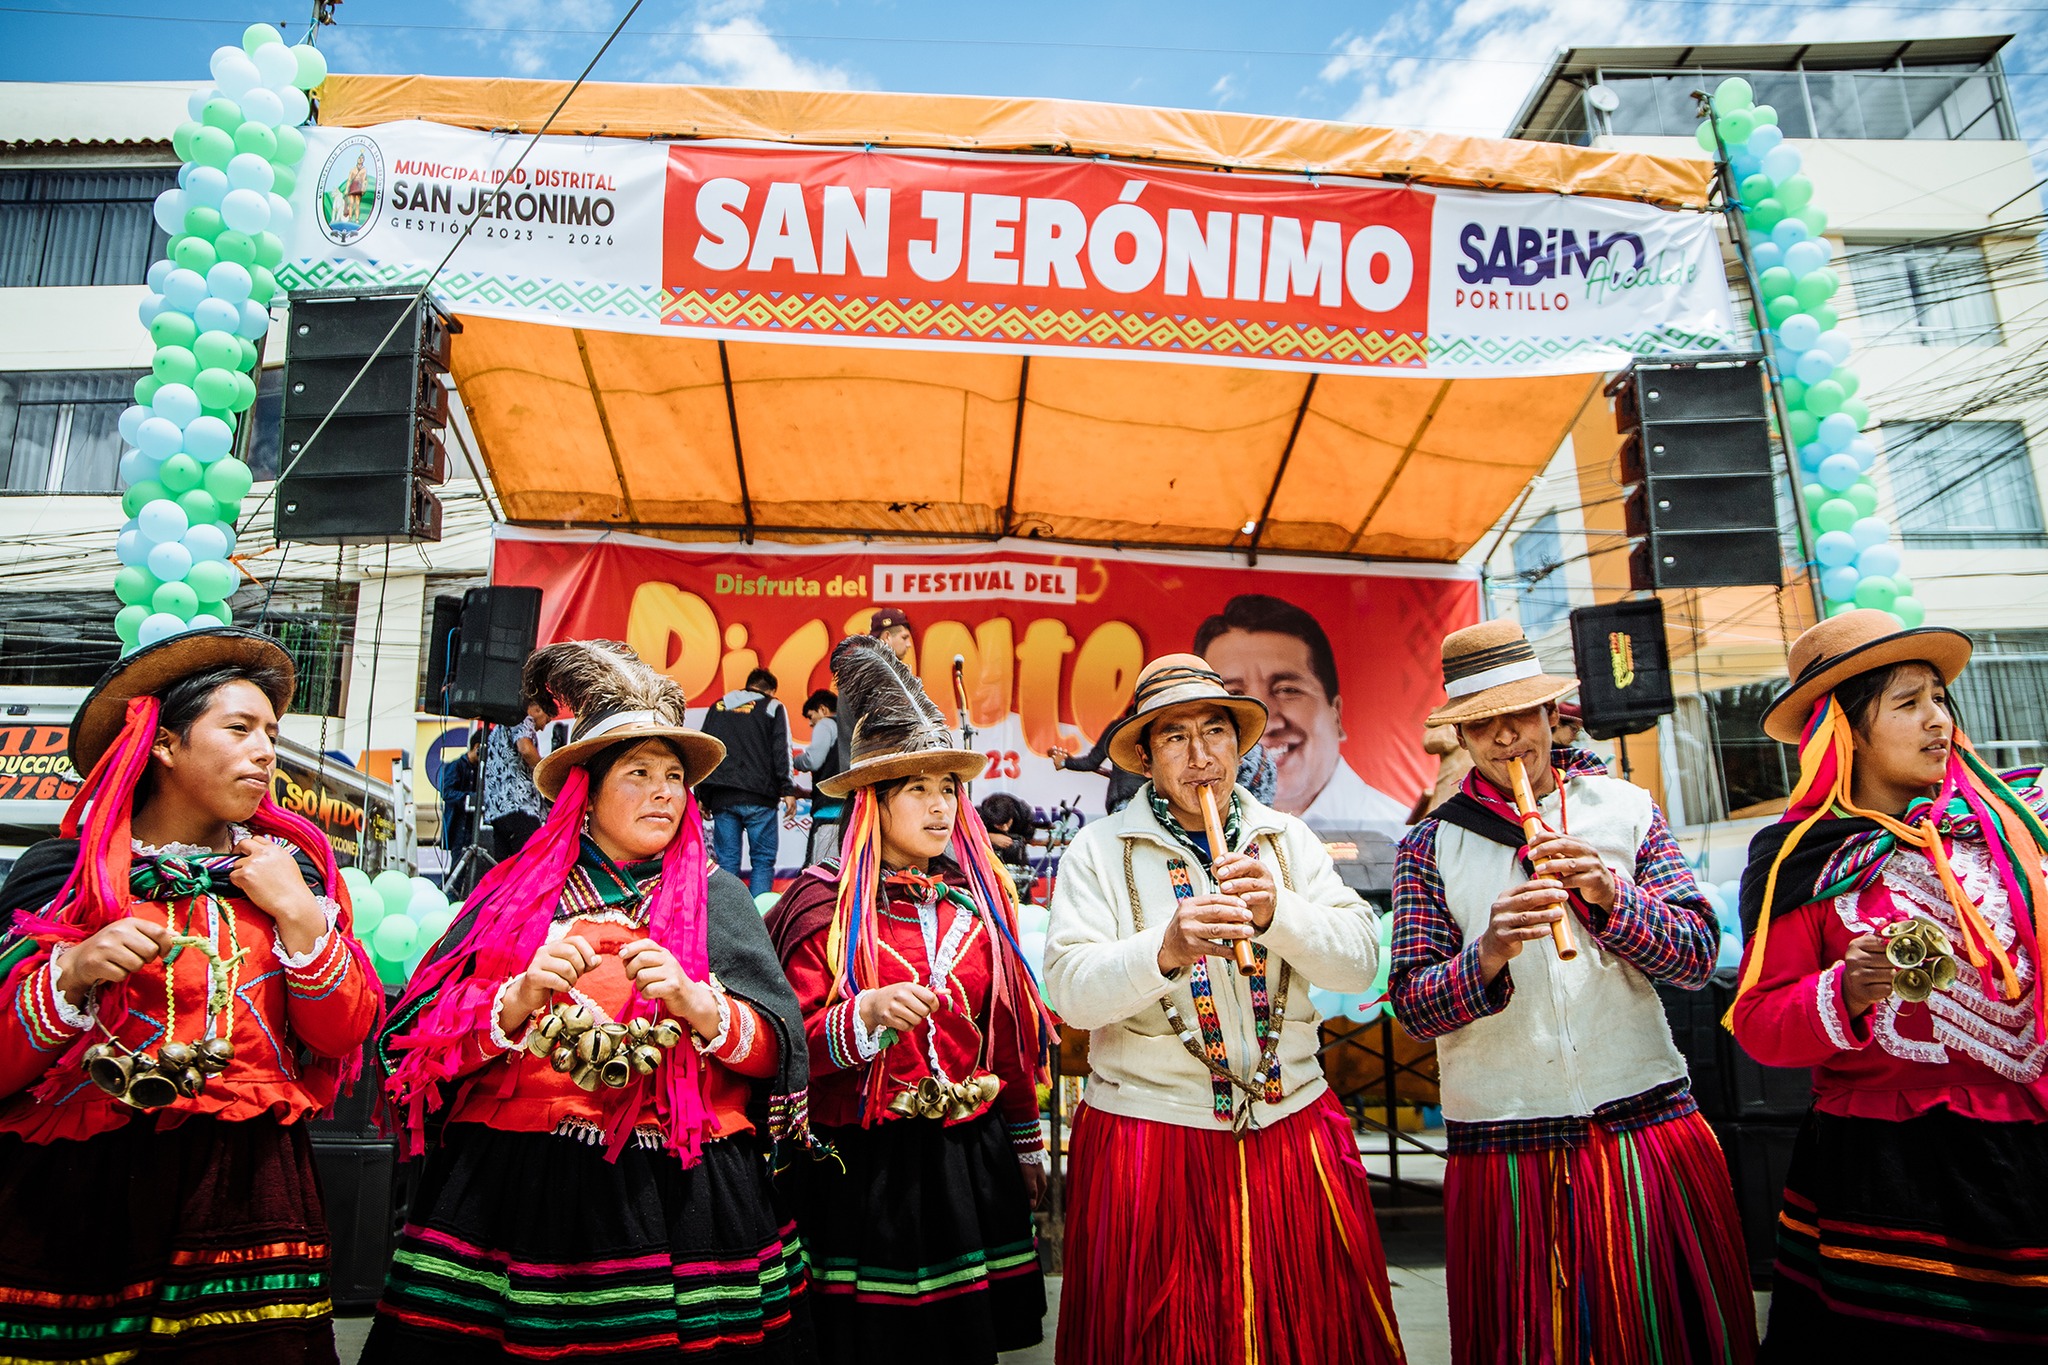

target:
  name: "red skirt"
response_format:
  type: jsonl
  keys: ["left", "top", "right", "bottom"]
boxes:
{"left": 1443, "top": 1107, "right": 1755, "bottom": 1365}
{"left": 1056, "top": 1091, "right": 1406, "bottom": 1365}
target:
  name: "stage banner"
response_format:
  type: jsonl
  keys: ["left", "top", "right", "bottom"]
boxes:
{"left": 281, "top": 120, "right": 1734, "bottom": 377}
{"left": 490, "top": 528, "right": 1478, "bottom": 874}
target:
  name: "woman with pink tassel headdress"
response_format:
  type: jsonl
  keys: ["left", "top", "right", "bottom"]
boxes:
{"left": 366, "top": 639, "right": 814, "bottom": 1364}
{"left": 764, "top": 634, "right": 1056, "bottom": 1365}
{"left": 0, "top": 627, "right": 382, "bottom": 1362}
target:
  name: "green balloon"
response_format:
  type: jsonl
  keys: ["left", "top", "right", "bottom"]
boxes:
{"left": 1804, "top": 379, "right": 1846, "bottom": 416}
{"left": 1803, "top": 482, "right": 1827, "bottom": 511}
{"left": 243, "top": 23, "right": 284, "bottom": 55}
{"left": 134, "top": 373, "right": 162, "bottom": 407}
{"left": 1746, "top": 198, "right": 1785, "bottom": 231}
{"left": 1793, "top": 267, "right": 1839, "bottom": 310}
{"left": 373, "top": 869, "right": 417, "bottom": 921}
{"left": 1846, "top": 481, "right": 1880, "bottom": 517}
{"left": 1752, "top": 103, "right": 1779, "bottom": 127}
{"left": 247, "top": 266, "right": 277, "bottom": 306}
{"left": 1836, "top": 368, "right": 1860, "bottom": 400}
{"left": 171, "top": 120, "right": 202, "bottom": 161}
{"left": 374, "top": 954, "right": 409, "bottom": 987}
{"left": 293, "top": 43, "right": 329, "bottom": 91}
{"left": 1810, "top": 304, "right": 1840, "bottom": 334}
{"left": 114, "top": 566, "right": 159, "bottom": 606}
{"left": 1758, "top": 266, "right": 1796, "bottom": 298}
{"left": 1892, "top": 573, "right": 1915, "bottom": 599}
{"left": 1893, "top": 595, "right": 1925, "bottom": 629}
{"left": 1815, "top": 497, "right": 1858, "bottom": 534}
{"left": 253, "top": 230, "right": 286, "bottom": 269}
{"left": 177, "top": 489, "right": 220, "bottom": 526}
{"left": 203, "top": 456, "right": 253, "bottom": 504}
{"left": 1827, "top": 601, "right": 1857, "bottom": 619}
{"left": 1775, "top": 174, "right": 1814, "bottom": 213}
{"left": 373, "top": 916, "right": 420, "bottom": 961}
{"left": 1713, "top": 75, "right": 1755, "bottom": 112}
{"left": 414, "top": 908, "right": 455, "bottom": 947}
{"left": 272, "top": 123, "right": 306, "bottom": 166}
{"left": 202, "top": 97, "right": 243, "bottom": 131}
{"left": 187, "top": 559, "right": 237, "bottom": 603}
{"left": 152, "top": 580, "right": 199, "bottom": 621}
{"left": 340, "top": 866, "right": 379, "bottom": 925}
{"left": 1695, "top": 120, "right": 1722, "bottom": 154}
{"left": 271, "top": 163, "right": 298, "bottom": 199}
{"left": 192, "top": 367, "right": 238, "bottom": 411}
{"left": 1789, "top": 410, "right": 1819, "bottom": 445}
{"left": 233, "top": 121, "right": 278, "bottom": 159}
{"left": 193, "top": 125, "right": 235, "bottom": 168}
{"left": 114, "top": 603, "right": 148, "bottom": 646}
{"left": 1719, "top": 109, "right": 1756, "bottom": 145}
{"left": 1853, "top": 575, "right": 1898, "bottom": 613}
{"left": 1765, "top": 293, "right": 1801, "bottom": 327}
{"left": 158, "top": 453, "right": 203, "bottom": 494}
{"left": 194, "top": 330, "right": 242, "bottom": 371}
{"left": 201, "top": 406, "right": 235, "bottom": 426}
{"left": 1797, "top": 207, "right": 1828, "bottom": 236}
{"left": 1738, "top": 173, "right": 1774, "bottom": 206}
{"left": 152, "top": 345, "right": 199, "bottom": 386}
{"left": 1781, "top": 376, "right": 1807, "bottom": 409}
{"left": 1841, "top": 397, "right": 1870, "bottom": 429}
{"left": 229, "top": 371, "right": 258, "bottom": 412}
{"left": 172, "top": 235, "right": 216, "bottom": 274}
{"left": 121, "top": 480, "right": 165, "bottom": 518}
{"left": 182, "top": 205, "right": 224, "bottom": 241}
{"left": 237, "top": 337, "right": 260, "bottom": 371}
{"left": 149, "top": 311, "right": 198, "bottom": 349}
{"left": 213, "top": 230, "right": 256, "bottom": 267}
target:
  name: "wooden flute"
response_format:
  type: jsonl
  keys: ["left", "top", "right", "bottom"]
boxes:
{"left": 1511, "top": 757, "right": 1579, "bottom": 962}
{"left": 1200, "top": 783, "right": 1259, "bottom": 976}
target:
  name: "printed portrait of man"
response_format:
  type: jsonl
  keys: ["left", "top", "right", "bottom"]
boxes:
{"left": 1194, "top": 593, "right": 1410, "bottom": 837}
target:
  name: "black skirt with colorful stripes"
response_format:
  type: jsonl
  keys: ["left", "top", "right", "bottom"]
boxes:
{"left": 799, "top": 1111, "right": 1044, "bottom": 1365}
{"left": 1763, "top": 1105, "right": 2048, "bottom": 1358}
{"left": 0, "top": 1111, "right": 338, "bottom": 1363}
{"left": 363, "top": 1123, "right": 812, "bottom": 1364}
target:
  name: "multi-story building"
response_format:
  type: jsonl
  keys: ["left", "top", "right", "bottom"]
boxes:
{"left": 1496, "top": 36, "right": 2048, "bottom": 866}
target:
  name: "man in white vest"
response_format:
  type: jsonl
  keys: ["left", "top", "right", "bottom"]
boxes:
{"left": 1391, "top": 619, "right": 1757, "bottom": 1364}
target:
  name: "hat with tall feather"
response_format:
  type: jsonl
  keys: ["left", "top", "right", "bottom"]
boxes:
{"left": 818, "top": 635, "right": 986, "bottom": 798}
{"left": 529, "top": 640, "right": 725, "bottom": 798}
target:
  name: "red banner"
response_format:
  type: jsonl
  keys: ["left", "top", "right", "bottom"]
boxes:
{"left": 493, "top": 532, "right": 1475, "bottom": 847}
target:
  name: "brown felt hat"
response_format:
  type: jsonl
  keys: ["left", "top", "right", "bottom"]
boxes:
{"left": 1424, "top": 620, "right": 1578, "bottom": 727}
{"left": 70, "top": 627, "right": 296, "bottom": 776}
{"left": 817, "top": 634, "right": 983, "bottom": 798}
{"left": 1760, "top": 609, "right": 1972, "bottom": 745}
{"left": 1104, "top": 654, "right": 1268, "bottom": 774}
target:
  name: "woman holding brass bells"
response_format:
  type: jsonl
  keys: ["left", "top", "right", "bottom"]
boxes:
{"left": 371, "top": 641, "right": 813, "bottom": 1362}
{"left": 0, "top": 630, "right": 381, "bottom": 1361}
{"left": 1734, "top": 612, "right": 2048, "bottom": 1352}
{"left": 765, "top": 636, "right": 1057, "bottom": 1364}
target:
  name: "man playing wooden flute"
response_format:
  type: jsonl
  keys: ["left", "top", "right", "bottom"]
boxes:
{"left": 1391, "top": 620, "right": 1756, "bottom": 1363}
{"left": 1045, "top": 654, "right": 1408, "bottom": 1365}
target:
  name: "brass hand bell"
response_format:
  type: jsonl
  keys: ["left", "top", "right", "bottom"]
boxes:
{"left": 599, "top": 1054, "right": 634, "bottom": 1089}
{"left": 83, "top": 1042, "right": 133, "bottom": 1098}
{"left": 121, "top": 1058, "right": 179, "bottom": 1110}
{"left": 630, "top": 1044, "right": 663, "bottom": 1077}
{"left": 650, "top": 1019, "right": 684, "bottom": 1050}
{"left": 195, "top": 1037, "right": 234, "bottom": 1074}
{"left": 1882, "top": 918, "right": 1959, "bottom": 1004}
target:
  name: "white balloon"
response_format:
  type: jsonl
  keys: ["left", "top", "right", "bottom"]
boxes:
{"left": 206, "top": 260, "right": 254, "bottom": 304}
{"left": 220, "top": 188, "right": 270, "bottom": 235}
{"left": 1817, "top": 330, "right": 1853, "bottom": 365}
{"left": 163, "top": 268, "right": 209, "bottom": 311}
{"left": 265, "top": 192, "right": 294, "bottom": 236}
{"left": 146, "top": 540, "right": 194, "bottom": 584}
{"left": 190, "top": 607, "right": 232, "bottom": 631}
{"left": 152, "top": 188, "right": 188, "bottom": 235}
{"left": 184, "top": 522, "right": 230, "bottom": 563}
{"left": 115, "top": 528, "right": 148, "bottom": 569}
{"left": 139, "top": 613, "right": 186, "bottom": 647}
{"left": 117, "top": 404, "right": 150, "bottom": 445}
{"left": 236, "top": 298, "right": 273, "bottom": 340}
{"left": 215, "top": 51, "right": 261, "bottom": 99}
{"left": 146, "top": 259, "right": 174, "bottom": 293}
{"left": 183, "top": 415, "right": 235, "bottom": 462}
{"left": 184, "top": 164, "right": 229, "bottom": 210}
{"left": 277, "top": 85, "right": 310, "bottom": 128}
{"left": 226, "top": 152, "right": 275, "bottom": 194}
{"left": 238, "top": 86, "right": 284, "bottom": 129}
{"left": 186, "top": 87, "right": 212, "bottom": 121}
{"left": 253, "top": 41, "right": 300, "bottom": 89}
{"left": 136, "top": 417, "right": 185, "bottom": 460}
{"left": 150, "top": 383, "right": 201, "bottom": 428}
{"left": 137, "top": 293, "right": 167, "bottom": 327}
{"left": 194, "top": 297, "right": 241, "bottom": 333}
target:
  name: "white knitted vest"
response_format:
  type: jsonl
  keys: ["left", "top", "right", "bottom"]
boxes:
{"left": 1432, "top": 773, "right": 1688, "bottom": 1124}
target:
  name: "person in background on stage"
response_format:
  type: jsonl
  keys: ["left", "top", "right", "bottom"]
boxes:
{"left": 1390, "top": 620, "right": 1752, "bottom": 1364}
{"left": 765, "top": 636, "right": 1054, "bottom": 1365}
{"left": 867, "top": 607, "right": 914, "bottom": 663}
{"left": 437, "top": 729, "right": 482, "bottom": 863}
{"left": 484, "top": 687, "right": 555, "bottom": 863}
{"left": 1552, "top": 699, "right": 1586, "bottom": 751}
{"left": 370, "top": 640, "right": 814, "bottom": 1363}
{"left": 976, "top": 793, "right": 1036, "bottom": 873}
{"left": 1049, "top": 693, "right": 1146, "bottom": 814}
{"left": 1731, "top": 611, "right": 2048, "bottom": 1355}
{"left": 795, "top": 689, "right": 845, "bottom": 866}
{"left": 701, "top": 668, "right": 799, "bottom": 897}
{"left": 1045, "top": 654, "right": 1407, "bottom": 1365}
{"left": 0, "top": 629, "right": 381, "bottom": 1362}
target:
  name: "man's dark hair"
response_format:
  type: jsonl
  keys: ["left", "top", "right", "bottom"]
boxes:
{"left": 467, "top": 729, "right": 485, "bottom": 751}
{"left": 1138, "top": 707, "right": 1238, "bottom": 761}
{"left": 157, "top": 663, "right": 292, "bottom": 741}
{"left": 1833, "top": 660, "right": 1951, "bottom": 734}
{"left": 746, "top": 668, "right": 778, "bottom": 694}
{"left": 977, "top": 792, "right": 1035, "bottom": 837}
{"left": 1192, "top": 593, "right": 1341, "bottom": 702}
{"left": 803, "top": 688, "right": 837, "bottom": 717}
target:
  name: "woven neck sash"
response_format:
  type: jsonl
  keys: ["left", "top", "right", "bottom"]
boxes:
{"left": 128, "top": 852, "right": 240, "bottom": 902}
{"left": 1148, "top": 782, "right": 1242, "bottom": 866}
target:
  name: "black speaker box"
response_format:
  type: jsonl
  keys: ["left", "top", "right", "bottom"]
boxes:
{"left": 276, "top": 473, "right": 442, "bottom": 544}
{"left": 421, "top": 594, "right": 465, "bottom": 714}
{"left": 449, "top": 586, "right": 543, "bottom": 724}
{"left": 310, "top": 1135, "right": 408, "bottom": 1309}
{"left": 1713, "top": 1120, "right": 1801, "bottom": 1286}
{"left": 279, "top": 412, "right": 447, "bottom": 481}
{"left": 1656, "top": 971, "right": 1813, "bottom": 1125}
{"left": 1568, "top": 598, "right": 1675, "bottom": 740}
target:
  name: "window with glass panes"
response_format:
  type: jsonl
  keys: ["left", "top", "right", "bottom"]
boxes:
{"left": 1844, "top": 240, "right": 2001, "bottom": 346}
{"left": 1882, "top": 421, "right": 2046, "bottom": 549}
{"left": 1947, "top": 630, "right": 2048, "bottom": 771}
{"left": 0, "top": 168, "right": 177, "bottom": 288}
{"left": 1589, "top": 64, "right": 2009, "bottom": 142}
{"left": 1513, "top": 513, "right": 1571, "bottom": 634}
{"left": 0, "top": 370, "right": 146, "bottom": 493}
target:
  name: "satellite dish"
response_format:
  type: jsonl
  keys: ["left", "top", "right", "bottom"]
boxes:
{"left": 1586, "top": 84, "right": 1621, "bottom": 113}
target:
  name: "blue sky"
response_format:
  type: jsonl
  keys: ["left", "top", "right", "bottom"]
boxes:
{"left": 3, "top": 0, "right": 2046, "bottom": 146}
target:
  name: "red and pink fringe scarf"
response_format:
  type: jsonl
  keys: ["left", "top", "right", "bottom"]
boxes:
{"left": 824, "top": 786, "right": 1057, "bottom": 1124}
{"left": 7, "top": 694, "right": 377, "bottom": 1106}
{"left": 1737, "top": 694, "right": 2048, "bottom": 1041}
{"left": 384, "top": 765, "right": 717, "bottom": 1165}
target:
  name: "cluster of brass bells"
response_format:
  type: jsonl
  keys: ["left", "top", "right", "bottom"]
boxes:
{"left": 82, "top": 1036, "right": 234, "bottom": 1109}
{"left": 1884, "top": 917, "right": 1960, "bottom": 1004}
{"left": 526, "top": 1002, "right": 685, "bottom": 1092}
{"left": 887, "top": 1072, "right": 1001, "bottom": 1121}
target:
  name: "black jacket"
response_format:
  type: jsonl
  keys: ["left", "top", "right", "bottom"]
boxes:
{"left": 697, "top": 689, "right": 797, "bottom": 811}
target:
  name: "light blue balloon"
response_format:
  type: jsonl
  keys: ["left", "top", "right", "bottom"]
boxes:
{"left": 117, "top": 404, "right": 150, "bottom": 445}
{"left": 136, "top": 416, "right": 185, "bottom": 460}
{"left": 1730, "top": 150, "right": 1763, "bottom": 182}
{"left": 146, "top": 258, "right": 174, "bottom": 292}
{"left": 1818, "top": 453, "right": 1861, "bottom": 491}
{"left": 163, "top": 268, "right": 209, "bottom": 311}
{"left": 1751, "top": 240, "right": 1783, "bottom": 272}
{"left": 1779, "top": 313, "right": 1821, "bottom": 350}
{"left": 1770, "top": 218, "right": 1810, "bottom": 249}
{"left": 137, "top": 293, "right": 166, "bottom": 327}
{"left": 137, "top": 498, "right": 189, "bottom": 544}
{"left": 236, "top": 298, "right": 271, "bottom": 339}
{"left": 226, "top": 152, "right": 275, "bottom": 194}
{"left": 1794, "top": 349, "right": 1835, "bottom": 385}
{"left": 1818, "top": 411, "right": 1859, "bottom": 451}
{"left": 1847, "top": 437, "right": 1877, "bottom": 472}
{"left": 1858, "top": 543, "right": 1902, "bottom": 579}
{"left": 183, "top": 414, "right": 235, "bottom": 462}
{"left": 151, "top": 383, "right": 201, "bottom": 428}
{"left": 115, "top": 528, "right": 148, "bottom": 568}
{"left": 194, "top": 296, "right": 240, "bottom": 334}
{"left": 183, "top": 521, "right": 230, "bottom": 563}
{"left": 205, "top": 260, "right": 253, "bottom": 305}
{"left": 185, "top": 164, "right": 229, "bottom": 210}
{"left": 1783, "top": 240, "right": 1827, "bottom": 276}
{"left": 1762, "top": 144, "right": 1802, "bottom": 181}
{"left": 146, "top": 539, "right": 193, "bottom": 583}
{"left": 1816, "top": 530, "right": 1860, "bottom": 567}
{"left": 1822, "top": 564, "right": 1861, "bottom": 601}
{"left": 1816, "top": 330, "right": 1852, "bottom": 364}
{"left": 265, "top": 193, "right": 293, "bottom": 236}
{"left": 138, "top": 611, "right": 186, "bottom": 647}
{"left": 1749, "top": 124, "right": 1785, "bottom": 157}
{"left": 1717, "top": 931, "right": 1743, "bottom": 970}
{"left": 118, "top": 449, "right": 161, "bottom": 487}
{"left": 1850, "top": 516, "right": 1891, "bottom": 549}
{"left": 1797, "top": 442, "right": 1827, "bottom": 473}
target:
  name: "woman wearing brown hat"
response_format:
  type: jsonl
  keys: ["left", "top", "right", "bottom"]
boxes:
{"left": 1390, "top": 619, "right": 1753, "bottom": 1364}
{"left": 368, "top": 641, "right": 814, "bottom": 1363}
{"left": 1731, "top": 609, "right": 2048, "bottom": 1354}
{"left": 0, "top": 627, "right": 382, "bottom": 1362}
{"left": 763, "top": 635, "right": 1055, "bottom": 1365}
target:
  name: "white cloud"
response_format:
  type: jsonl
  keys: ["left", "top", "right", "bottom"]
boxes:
{"left": 638, "top": 0, "right": 853, "bottom": 90}
{"left": 1212, "top": 73, "right": 1240, "bottom": 104}
{"left": 458, "top": 0, "right": 618, "bottom": 79}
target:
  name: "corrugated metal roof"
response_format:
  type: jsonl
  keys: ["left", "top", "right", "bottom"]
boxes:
{"left": 0, "top": 81, "right": 203, "bottom": 149}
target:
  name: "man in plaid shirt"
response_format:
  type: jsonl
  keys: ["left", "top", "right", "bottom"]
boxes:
{"left": 1390, "top": 620, "right": 1754, "bottom": 1364}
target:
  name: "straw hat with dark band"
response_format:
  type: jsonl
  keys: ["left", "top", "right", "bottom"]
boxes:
{"left": 70, "top": 627, "right": 296, "bottom": 776}
{"left": 817, "top": 635, "right": 984, "bottom": 798}
{"left": 528, "top": 640, "right": 725, "bottom": 799}
{"left": 1104, "top": 654, "right": 1268, "bottom": 775}
{"left": 1424, "top": 620, "right": 1578, "bottom": 728}
{"left": 1760, "top": 609, "right": 1972, "bottom": 745}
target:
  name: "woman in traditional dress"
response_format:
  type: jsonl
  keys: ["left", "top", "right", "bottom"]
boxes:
{"left": 366, "top": 640, "right": 813, "bottom": 1364}
{"left": 764, "top": 636, "right": 1055, "bottom": 1365}
{"left": 1733, "top": 609, "right": 2048, "bottom": 1356}
{"left": 0, "top": 628, "right": 382, "bottom": 1362}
